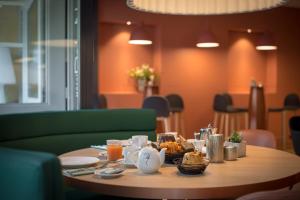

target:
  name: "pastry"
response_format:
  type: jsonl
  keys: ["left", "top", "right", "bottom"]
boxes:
{"left": 159, "top": 141, "right": 182, "bottom": 154}
{"left": 182, "top": 152, "right": 203, "bottom": 165}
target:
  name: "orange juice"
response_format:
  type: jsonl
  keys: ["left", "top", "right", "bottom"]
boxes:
{"left": 106, "top": 140, "right": 122, "bottom": 161}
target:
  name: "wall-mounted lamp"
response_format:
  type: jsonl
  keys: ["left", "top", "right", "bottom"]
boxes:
{"left": 196, "top": 30, "right": 219, "bottom": 48}
{"left": 256, "top": 32, "right": 277, "bottom": 51}
{"left": 0, "top": 47, "right": 16, "bottom": 103}
{"left": 128, "top": 24, "right": 152, "bottom": 45}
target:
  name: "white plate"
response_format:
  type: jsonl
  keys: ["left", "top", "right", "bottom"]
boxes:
{"left": 60, "top": 156, "right": 100, "bottom": 168}
{"left": 94, "top": 168, "right": 124, "bottom": 178}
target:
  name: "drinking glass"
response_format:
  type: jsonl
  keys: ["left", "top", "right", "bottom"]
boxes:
{"left": 106, "top": 140, "right": 123, "bottom": 161}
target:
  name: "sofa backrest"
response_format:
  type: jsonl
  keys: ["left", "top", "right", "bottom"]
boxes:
{"left": 0, "top": 147, "right": 64, "bottom": 200}
{"left": 0, "top": 109, "right": 156, "bottom": 155}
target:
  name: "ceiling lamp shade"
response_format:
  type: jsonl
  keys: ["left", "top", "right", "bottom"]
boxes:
{"left": 256, "top": 33, "right": 277, "bottom": 51}
{"left": 196, "top": 30, "right": 219, "bottom": 48}
{"left": 128, "top": 26, "right": 152, "bottom": 45}
{"left": 127, "top": 0, "right": 287, "bottom": 15}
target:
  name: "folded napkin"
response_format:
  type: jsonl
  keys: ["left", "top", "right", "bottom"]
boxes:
{"left": 63, "top": 167, "right": 97, "bottom": 176}
{"left": 91, "top": 145, "right": 107, "bottom": 150}
{"left": 63, "top": 161, "right": 109, "bottom": 177}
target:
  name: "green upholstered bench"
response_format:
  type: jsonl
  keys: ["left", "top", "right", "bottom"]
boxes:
{"left": 0, "top": 109, "right": 156, "bottom": 200}
{"left": 0, "top": 109, "right": 156, "bottom": 155}
{"left": 0, "top": 147, "right": 65, "bottom": 200}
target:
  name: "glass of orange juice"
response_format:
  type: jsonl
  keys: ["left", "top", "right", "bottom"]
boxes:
{"left": 106, "top": 140, "right": 123, "bottom": 161}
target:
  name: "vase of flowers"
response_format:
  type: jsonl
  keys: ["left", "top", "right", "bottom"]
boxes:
{"left": 225, "top": 131, "right": 246, "bottom": 158}
{"left": 129, "top": 64, "right": 157, "bottom": 93}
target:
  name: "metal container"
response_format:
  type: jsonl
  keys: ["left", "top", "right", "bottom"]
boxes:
{"left": 207, "top": 134, "right": 224, "bottom": 163}
{"left": 224, "top": 146, "right": 237, "bottom": 161}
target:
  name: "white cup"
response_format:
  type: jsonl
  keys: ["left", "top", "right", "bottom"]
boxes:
{"left": 123, "top": 145, "right": 138, "bottom": 165}
{"left": 194, "top": 139, "right": 206, "bottom": 153}
{"left": 131, "top": 135, "right": 148, "bottom": 149}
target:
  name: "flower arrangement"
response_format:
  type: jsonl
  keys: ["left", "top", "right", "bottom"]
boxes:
{"left": 129, "top": 64, "right": 158, "bottom": 92}
{"left": 129, "top": 64, "right": 157, "bottom": 82}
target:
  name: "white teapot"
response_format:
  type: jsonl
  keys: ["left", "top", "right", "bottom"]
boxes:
{"left": 129, "top": 146, "right": 166, "bottom": 174}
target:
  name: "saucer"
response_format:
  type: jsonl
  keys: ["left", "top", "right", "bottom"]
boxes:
{"left": 94, "top": 167, "right": 125, "bottom": 179}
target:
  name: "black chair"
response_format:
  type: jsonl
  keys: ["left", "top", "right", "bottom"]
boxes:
{"left": 284, "top": 93, "right": 300, "bottom": 110}
{"left": 213, "top": 93, "right": 248, "bottom": 138}
{"left": 290, "top": 116, "right": 300, "bottom": 156}
{"left": 142, "top": 96, "right": 171, "bottom": 132}
{"left": 94, "top": 94, "right": 107, "bottom": 109}
{"left": 268, "top": 93, "right": 300, "bottom": 149}
{"left": 166, "top": 94, "right": 185, "bottom": 135}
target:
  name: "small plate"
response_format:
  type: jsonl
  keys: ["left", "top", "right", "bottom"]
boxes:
{"left": 60, "top": 156, "right": 100, "bottom": 168}
{"left": 94, "top": 167, "right": 125, "bottom": 178}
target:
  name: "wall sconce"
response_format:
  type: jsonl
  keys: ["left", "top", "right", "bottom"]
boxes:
{"left": 0, "top": 47, "right": 16, "bottom": 103}
{"left": 196, "top": 30, "right": 219, "bottom": 48}
{"left": 256, "top": 32, "right": 277, "bottom": 51}
{"left": 128, "top": 24, "right": 152, "bottom": 45}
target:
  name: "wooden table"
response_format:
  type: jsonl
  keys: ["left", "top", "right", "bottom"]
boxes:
{"left": 60, "top": 146, "right": 300, "bottom": 199}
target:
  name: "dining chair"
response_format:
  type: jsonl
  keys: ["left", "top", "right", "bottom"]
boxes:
{"left": 239, "top": 129, "right": 276, "bottom": 148}
{"left": 289, "top": 116, "right": 300, "bottom": 156}
{"left": 166, "top": 94, "right": 185, "bottom": 136}
{"left": 213, "top": 93, "right": 248, "bottom": 138}
{"left": 284, "top": 93, "right": 300, "bottom": 110}
{"left": 268, "top": 93, "right": 300, "bottom": 149}
{"left": 94, "top": 94, "right": 107, "bottom": 109}
{"left": 142, "top": 95, "right": 171, "bottom": 132}
{"left": 236, "top": 189, "right": 300, "bottom": 200}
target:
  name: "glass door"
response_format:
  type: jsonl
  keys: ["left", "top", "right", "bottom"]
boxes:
{"left": 0, "top": 0, "right": 80, "bottom": 114}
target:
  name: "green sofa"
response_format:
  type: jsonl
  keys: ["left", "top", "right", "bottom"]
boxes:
{"left": 0, "top": 109, "right": 156, "bottom": 155}
{"left": 0, "top": 109, "right": 156, "bottom": 200}
{"left": 0, "top": 147, "right": 65, "bottom": 200}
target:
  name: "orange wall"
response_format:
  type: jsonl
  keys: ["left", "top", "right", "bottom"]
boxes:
{"left": 98, "top": 0, "right": 300, "bottom": 145}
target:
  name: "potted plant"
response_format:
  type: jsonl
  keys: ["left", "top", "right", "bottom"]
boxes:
{"left": 227, "top": 131, "right": 246, "bottom": 157}
{"left": 129, "top": 64, "right": 157, "bottom": 92}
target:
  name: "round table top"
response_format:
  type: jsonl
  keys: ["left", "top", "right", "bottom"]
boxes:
{"left": 60, "top": 145, "right": 300, "bottom": 199}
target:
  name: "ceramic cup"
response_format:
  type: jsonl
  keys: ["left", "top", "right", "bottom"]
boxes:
{"left": 131, "top": 135, "right": 148, "bottom": 149}
{"left": 194, "top": 139, "right": 206, "bottom": 153}
{"left": 123, "top": 145, "right": 138, "bottom": 165}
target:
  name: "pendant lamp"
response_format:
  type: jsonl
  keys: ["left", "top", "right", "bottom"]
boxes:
{"left": 256, "top": 32, "right": 277, "bottom": 50}
{"left": 128, "top": 24, "right": 152, "bottom": 45}
{"left": 127, "top": 0, "right": 287, "bottom": 15}
{"left": 196, "top": 30, "right": 219, "bottom": 48}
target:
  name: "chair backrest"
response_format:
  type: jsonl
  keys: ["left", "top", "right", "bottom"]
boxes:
{"left": 290, "top": 116, "right": 300, "bottom": 155}
{"left": 236, "top": 189, "right": 300, "bottom": 200}
{"left": 94, "top": 94, "right": 107, "bottom": 109}
{"left": 165, "top": 94, "right": 184, "bottom": 113}
{"left": 0, "top": 147, "right": 64, "bottom": 200}
{"left": 284, "top": 93, "right": 300, "bottom": 108}
{"left": 213, "top": 94, "right": 232, "bottom": 112}
{"left": 239, "top": 129, "right": 276, "bottom": 148}
{"left": 222, "top": 93, "right": 233, "bottom": 106}
{"left": 142, "top": 96, "right": 170, "bottom": 118}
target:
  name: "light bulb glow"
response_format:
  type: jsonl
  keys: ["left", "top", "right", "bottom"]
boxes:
{"left": 256, "top": 45, "right": 277, "bottom": 50}
{"left": 196, "top": 42, "right": 219, "bottom": 48}
{"left": 128, "top": 40, "right": 152, "bottom": 45}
